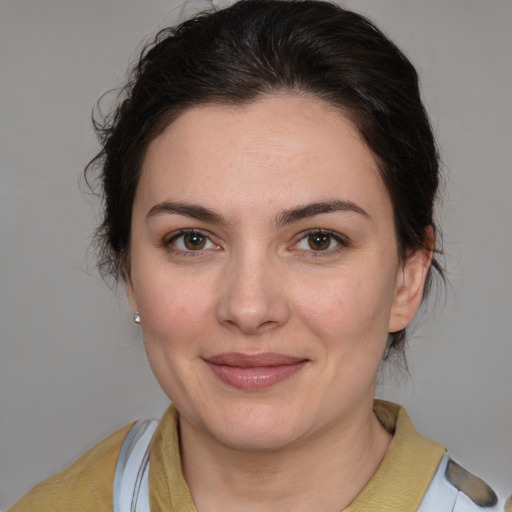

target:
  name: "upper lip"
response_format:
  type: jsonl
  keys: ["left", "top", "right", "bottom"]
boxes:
{"left": 204, "top": 352, "right": 307, "bottom": 367}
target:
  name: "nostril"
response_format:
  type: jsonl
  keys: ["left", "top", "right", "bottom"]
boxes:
{"left": 216, "top": 289, "right": 291, "bottom": 333}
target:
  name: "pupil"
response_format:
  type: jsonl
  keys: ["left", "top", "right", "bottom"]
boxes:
{"left": 309, "top": 233, "right": 330, "bottom": 250}
{"left": 185, "top": 233, "right": 206, "bottom": 250}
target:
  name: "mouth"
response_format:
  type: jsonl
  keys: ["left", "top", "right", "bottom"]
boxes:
{"left": 203, "top": 352, "right": 308, "bottom": 390}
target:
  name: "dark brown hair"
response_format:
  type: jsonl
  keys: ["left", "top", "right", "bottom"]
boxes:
{"left": 86, "top": 0, "right": 443, "bottom": 355}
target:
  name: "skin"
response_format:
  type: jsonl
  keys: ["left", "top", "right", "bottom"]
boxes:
{"left": 126, "top": 95, "right": 431, "bottom": 512}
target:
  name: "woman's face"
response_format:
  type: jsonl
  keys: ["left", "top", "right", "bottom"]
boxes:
{"left": 127, "top": 95, "right": 429, "bottom": 451}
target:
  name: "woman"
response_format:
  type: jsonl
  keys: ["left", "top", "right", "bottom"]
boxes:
{"left": 8, "top": 1, "right": 504, "bottom": 511}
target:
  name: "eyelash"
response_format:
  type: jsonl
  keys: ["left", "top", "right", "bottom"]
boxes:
{"left": 164, "top": 228, "right": 348, "bottom": 258}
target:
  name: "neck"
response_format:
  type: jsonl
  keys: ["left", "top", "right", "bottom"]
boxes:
{"left": 179, "top": 401, "right": 392, "bottom": 512}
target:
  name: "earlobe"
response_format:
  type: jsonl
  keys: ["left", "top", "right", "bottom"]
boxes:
{"left": 388, "top": 236, "right": 433, "bottom": 333}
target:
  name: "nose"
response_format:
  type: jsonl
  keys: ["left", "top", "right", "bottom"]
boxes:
{"left": 215, "top": 250, "right": 291, "bottom": 334}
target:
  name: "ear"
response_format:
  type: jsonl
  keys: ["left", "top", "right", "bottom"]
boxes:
{"left": 125, "top": 276, "right": 138, "bottom": 315}
{"left": 388, "top": 228, "right": 434, "bottom": 333}
{"left": 123, "top": 261, "right": 138, "bottom": 315}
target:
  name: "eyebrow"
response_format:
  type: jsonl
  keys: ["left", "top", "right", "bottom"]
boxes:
{"left": 275, "top": 199, "right": 370, "bottom": 227}
{"left": 146, "top": 201, "right": 228, "bottom": 225}
{"left": 146, "top": 199, "right": 370, "bottom": 226}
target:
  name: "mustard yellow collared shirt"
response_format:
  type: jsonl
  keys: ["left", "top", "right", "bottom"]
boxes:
{"left": 8, "top": 400, "right": 446, "bottom": 512}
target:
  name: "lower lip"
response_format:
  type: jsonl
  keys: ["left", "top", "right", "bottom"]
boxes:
{"left": 205, "top": 361, "right": 306, "bottom": 390}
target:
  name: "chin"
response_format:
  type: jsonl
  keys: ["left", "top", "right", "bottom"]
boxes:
{"left": 215, "top": 426, "right": 304, "bottom": 453}
{"left": 201, "top": 403, "right": 309, "bottom": 453}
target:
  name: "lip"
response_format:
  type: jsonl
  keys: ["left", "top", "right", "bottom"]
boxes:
{"left": 204, "top": 352, "right": 308, "bottom": 390}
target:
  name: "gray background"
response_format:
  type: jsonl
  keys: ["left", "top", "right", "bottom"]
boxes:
{"left": 1, "top": 0, "right": 511, "bottom": 508}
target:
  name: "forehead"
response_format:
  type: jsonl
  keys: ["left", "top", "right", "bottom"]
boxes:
{"left": 136, "top": 95, "right": 389, "bottom": 218}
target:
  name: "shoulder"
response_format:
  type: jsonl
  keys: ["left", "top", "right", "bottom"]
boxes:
{"left": 419, "top": 453, "right": 499, "bottom": 512}
{"left": 8, "top": 422, "right": 135, "bottom": 512}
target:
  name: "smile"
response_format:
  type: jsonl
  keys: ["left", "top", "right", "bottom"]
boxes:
{"left": 204, "top": 353, "right": 308, "bottom": 390}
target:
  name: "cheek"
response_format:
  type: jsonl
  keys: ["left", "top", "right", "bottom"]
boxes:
{"left": 134, "top": 270, "right": 217, "bottom": 350}
{"left": 134, "top": 274, "right": 218, "bottom": 403}
{"left": 295, "top": 269, "right": 396, "bottom": 350}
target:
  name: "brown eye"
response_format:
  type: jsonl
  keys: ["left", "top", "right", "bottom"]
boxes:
{"left": 168, "top": 230, "right": 218, "bottom": 253}
{"left": 294, "top": 230, "right": 346, "bottom": 254}
{"left": 307, "top": 233, "right": 331, "bottom": 251}
{"left": 183, "top": 232, "right": 206, "bottom": 250}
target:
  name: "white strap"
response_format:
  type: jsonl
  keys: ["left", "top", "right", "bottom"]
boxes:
{"left": 113, "top": 419, "right": 159, "bottom": 512}
{"left": 418, "top": 454, "right": 458, "bottom": 511}
{"left": 418, "top": 453, "right": 499, "bottom": 512}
